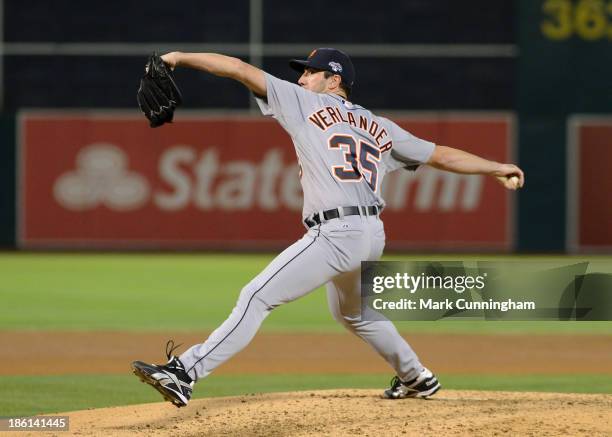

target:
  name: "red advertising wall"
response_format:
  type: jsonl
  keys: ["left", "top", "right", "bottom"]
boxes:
{"left": 19, "top": 112, "right": 514, "bottom": 250}
{"left": 567, "top": 116, "right": 612, "bottom": 253}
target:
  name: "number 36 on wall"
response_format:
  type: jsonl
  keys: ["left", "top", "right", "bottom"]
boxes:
{"left": 541, "top": 0, "right": 612, "bottom": 41}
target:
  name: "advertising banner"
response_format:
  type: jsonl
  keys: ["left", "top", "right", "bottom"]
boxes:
{"left": 567, "top": 116, "right": 612, "bottom": 253}
{"left": 19, "top": 112, "right": 514, "bottom": 250}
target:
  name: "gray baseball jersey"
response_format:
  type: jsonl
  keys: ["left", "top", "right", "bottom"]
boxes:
{"left": 179, "top": 72, "right": 433, "bottom": 388}
{"left": 255, "top": 72, "right": 435, "bottom": 218}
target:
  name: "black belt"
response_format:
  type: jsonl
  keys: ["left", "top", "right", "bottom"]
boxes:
{"left": 304, "top": 205, "right": 380, "bottom": 228}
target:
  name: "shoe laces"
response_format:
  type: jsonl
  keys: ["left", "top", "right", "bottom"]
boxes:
{"left": 165, "top": 339, "right": 182, "bottom": 360}
{"left": 162, "top": 340, "right": 192, "bottom": 384}
{"left": 389, "top": 376, "right": 403, "bottom": 391}
{"left": 165, "top": 340, "right": 186, "bottom": 373}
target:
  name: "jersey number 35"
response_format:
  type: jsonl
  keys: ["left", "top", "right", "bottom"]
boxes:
{"left": 328, "top": 134, "right": 381, "bottom": 192}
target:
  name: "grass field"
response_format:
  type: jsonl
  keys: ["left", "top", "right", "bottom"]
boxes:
{"left": 1, "top": 252, "right": 611, "bottom": 416}
{"left": 1, "top": 253, "right": 611, "bottom": 333}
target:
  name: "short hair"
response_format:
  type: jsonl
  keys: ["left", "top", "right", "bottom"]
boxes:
{"left": 323, "top": 70, "right": 352, "bottom": 98}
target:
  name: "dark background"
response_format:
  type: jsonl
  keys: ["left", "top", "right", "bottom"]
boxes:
{"left": 1, "top": 0, "right": 610, "bottom": 250}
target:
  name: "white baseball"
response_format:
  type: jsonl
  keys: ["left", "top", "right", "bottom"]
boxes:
{"left": 509, "top": 175, "right": 520, "bottom": 189}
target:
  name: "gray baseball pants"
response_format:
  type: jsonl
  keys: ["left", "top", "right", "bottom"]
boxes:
{"left": 180, "top": 214, "right": 423, "bottom": 382}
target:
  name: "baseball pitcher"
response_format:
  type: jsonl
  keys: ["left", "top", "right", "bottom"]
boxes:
{"left": 132, "top": 48, "right": 525, "bottom": 407}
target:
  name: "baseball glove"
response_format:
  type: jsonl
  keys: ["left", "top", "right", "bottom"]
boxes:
{"left": 137, "top": 53, "right": 183, "bottom": 128}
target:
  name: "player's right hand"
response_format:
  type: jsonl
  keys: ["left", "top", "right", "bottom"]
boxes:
{"left": 493, "top": 164, "right": 525, "bottom": 190}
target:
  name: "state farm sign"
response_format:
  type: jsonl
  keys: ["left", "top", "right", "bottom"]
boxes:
{"left": 19, "top": 112, "right": 514, "bottom": 250}
{"left": 154, "top": 147, "right": 302, "bottom": 212}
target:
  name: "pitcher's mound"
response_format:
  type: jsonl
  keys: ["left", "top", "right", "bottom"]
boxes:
{"left": 39, "top": 390, "right": 612, "bottom": 436}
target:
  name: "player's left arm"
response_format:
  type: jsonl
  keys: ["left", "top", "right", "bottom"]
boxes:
{"left": 427, "top": 145, "right": 525, "bottom": 190}
{"left": 160, "top": 51, "right": 266, "bottom": 97}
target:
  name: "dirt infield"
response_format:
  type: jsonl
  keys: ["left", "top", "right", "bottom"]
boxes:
{"left": 3, "top": 331, "right": 611, "bottom": 435}
{"left": 5, "top": 390, "right": 611, "bottom": 436}
{"left": 2, "top": 331, "right": 612, "bottom": 375}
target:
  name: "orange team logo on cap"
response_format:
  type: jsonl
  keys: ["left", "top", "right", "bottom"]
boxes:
{"left": 308, "top": 49, "right": 317, "bottom": 59}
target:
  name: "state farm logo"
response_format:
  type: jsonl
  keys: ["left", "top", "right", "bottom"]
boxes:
{"left": 52, "top": 144, "right": 303, "bottom": 212}
{"left": 51, "top": 144, "right": 484, "bottom": 213}
{"left": 53, "top": 143, "right": 150, "bottom": 211}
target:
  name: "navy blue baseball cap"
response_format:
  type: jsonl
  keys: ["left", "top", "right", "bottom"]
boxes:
{"left": 289, "top": 48, "right": 355, "bottom": 87}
